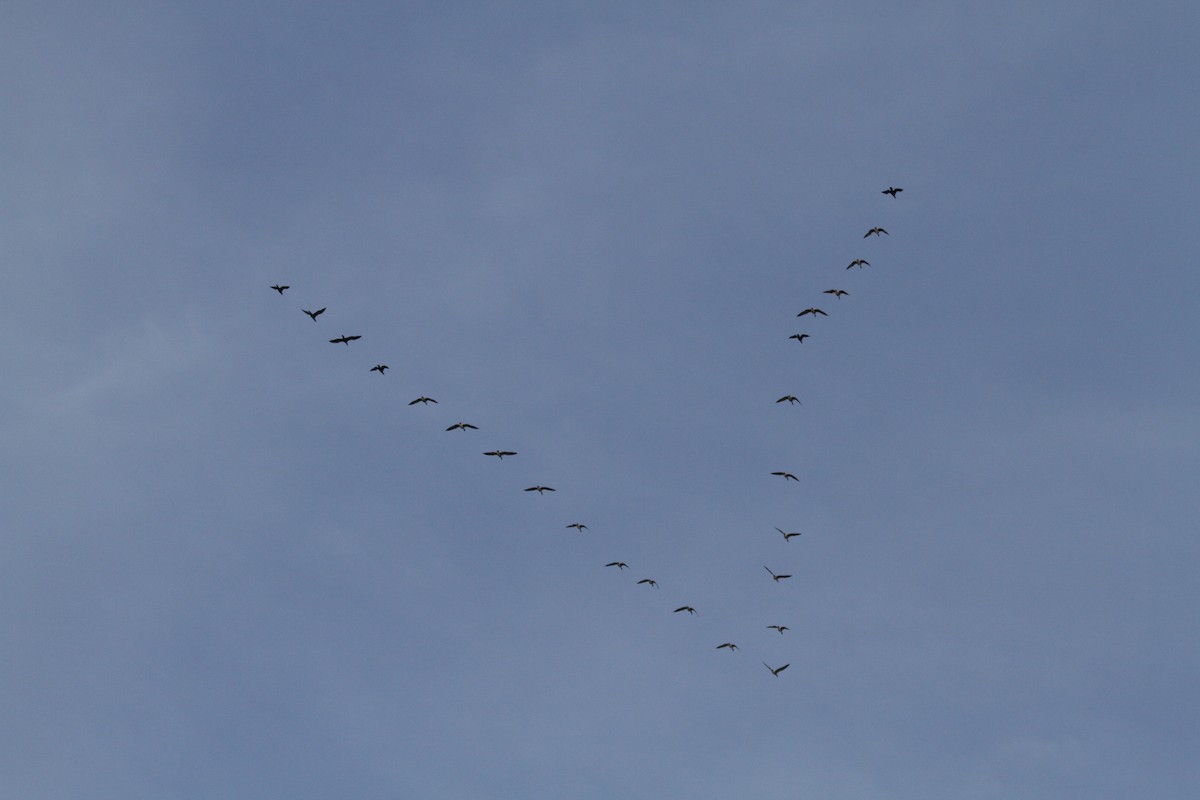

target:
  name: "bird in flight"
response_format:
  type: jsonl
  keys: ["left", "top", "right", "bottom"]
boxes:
{"left": 775, "top": 527, "right": 802, "bottom": 541}
{"left": 764, "top": 565, "right": 792, "bottom": 582}
{"left": 408, "top": 396, "right": 438, "bottom": 405}
{"left": 823, "top": 289, "right": 849, "bottom": 299}
{"left": 763, "top": 662, "right": 790, "bottom": 676}
{"left": 445, "top": 422, "right": 479, "bottom": 431}
{"left": 370, "top": 365, "right": 389, "bottom": 374}
{"left": 771, "top": 471, "right": 798, "bottom": 482}
{"left": 864, "top": 227, "right": 889, "bottom": 237}
{"left": 302, "top": 307, "right": 326, "bottom": 321}
{"left": 776, "top": 395, "right": 801, "bottom": 405}
{"left": 766, "top": 625, "right": 790, "bottom": 635}
{"left": 605, "top": 561, "right": 629, "bottom": 570}
{"left": 270, "top": 284, "right": 289, "bottom": 294}
{"left": 483, "top": 450, "right": 517, "bottom": 459}
{"left": 525, "top": 486, "right": 556, "bottom": 494}
{"left": 565, "top": 523, "right": 588, "bottom": 532}
{"left": 716, "top": 643, "right": 739, "bottom": 652}
{"left": 797, "top": 308, "right": 828, "bottom": 318}
{"left": 329, "top": 335, "right": 362, "bottom": 345}
{"left": 788, "top": 334, "right": 810, "bottom": 343}
{"left": 674, "top": 606, "right": 697, "bottom": 615}
{"left": 882, "top": 186, "right": 903, "bottom": 197}
{"left": 637, "top": 578, "right": 658, "bottom": 588}
{"left": 847, "top": 259, "right": 870, "bottom": 269}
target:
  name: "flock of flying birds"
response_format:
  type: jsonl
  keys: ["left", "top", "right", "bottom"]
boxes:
{"left": 268, "top": 185, "right": 903, "bottom": 678}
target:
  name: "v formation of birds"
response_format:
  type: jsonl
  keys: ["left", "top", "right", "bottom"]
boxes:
{"left": 269, "top": 186, "right": 904, "bottom": 679}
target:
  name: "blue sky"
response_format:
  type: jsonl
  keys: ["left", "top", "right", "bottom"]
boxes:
{"left": 3, "top": 2, "right": 1198, "bottom": 798}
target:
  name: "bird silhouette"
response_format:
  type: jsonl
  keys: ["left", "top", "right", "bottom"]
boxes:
{"left": 565, "top": 523, "right": 588, "bottom": 531}
{"left": 329, "top": 335, "right": 362, "bottom": 345}
{"left": 823, "top": 289, "right": 849, "bottom": 299}
{"left": 797, "top": 308, "right": 828, "bottom": 318}
{"left": 764, "top": 565, "right": 792, "bottom": 582}
{"left": 445, "top": 422, "right": 479, "bottom": 431}
{"left": 766, "top": 625, "right": 790, "bottom": 635}
{"left": 716, "top": 643, "right": 739, "bottom": 652}
{"left": 524, "top": 486, "right": 556, "bottom": 494}
{"left": 847, "top": 259, "right": 870, "bottom": 269}
{"left": 771, "top": 471, "right": 798, "bottom": 481}
{"left": 673, "top": 606, "right": 697, "bottom": 615}
{"left": 270, "top": 285, "right": 289, "bottom": 294}
{"left": 408, "top": 396, "right": 438, "bottom": 405}
{"left": 775, "top": 527, "right": 803, "bottom": 541}
{"left": 763, "top": 662, "right": 790, "bottom": 676}
{"left": 483, "top": 450, "right": 517, "bottom": 459}
{"left": 788, "top": 334, "right": 810, "bottom": 343}
{"left": 882, "top": 187, "right": 903, "bottom": 197}
{"left": 370, "top": 365, "right": 389, "bottom": 374}
{"left": 776, "top": 395, "right": 801, "bottom": 405}
{"left": 605, "top": 561, "right": 629, "bottom": 570}
{"left": 302, "top": 307, "right": 326, "bottom": 320}
{"left": 863, "top": 227, "right": 889, "bottom": 237}
{"left": 637, "top": 578, "right": 658, "bottom": 588}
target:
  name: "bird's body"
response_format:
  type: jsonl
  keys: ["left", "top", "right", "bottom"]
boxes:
{"left": 408, "top": 396, "right": 438, "bottom": 405}
{"left": 525, "top": 486, "right": 556, "bottom": 494}
{"left": 882, "top": 187, "right": 903, "bottom": 197}
{"left": 763, "top": 662, "right": 790, "bottom": 676}
{"left": 674, "top": 606, "right": 697, "bottom": 615}
{"left": 716, "top": 643, "right": 739, "bottom": 652}
{"left": 565, "top": 523, "right": 588, "bottom": 532}
{"left": 271, "top": 284, "right": 289, "bottom": 294}
{"left": 483, "top": 450, "right": 517, "bottom": 459}
{"left": 370, "top": 365, "right": 389, "bottom": 374}
{"left": 864, "top": 227, "right": 889, "bottom": 237}
{"left": 797, "top": 308, "right": 828, "bottom": 318}
{"left": 605, "top": 561, "right": 629, "bottom": 570}
{"left": 764, "top": 565, "right": 792, "bottom": 582}
{"left": 637, "top": 578, "right": 658, "bottom": 588}
{"left": 776, "top": 395, "right": 801, "bottom": 405}
{"left": 302, "top": 307, "right": 326, "bottom": 320}
{"left": 775, "top": 527, "right": 802, "bottom": 541}
{"left": 329, "top": 335, "right": 362, "bottom": 345}
{"left": 767, "top": 625, "right": 790, "bottom": 635}
{"left": 446, "top": 422, "right": 479, "bottom": 431}
{"left": 771, "top": 471, "right": 798, "bottom": 482}
{"left": 823, "top": 289, "right": 849, "bottom": 299}
{"left": 847, "top": 259, "right": 870, "bottom": 269}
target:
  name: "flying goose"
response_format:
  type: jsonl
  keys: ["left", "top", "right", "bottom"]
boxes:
{"left": 788, "top": 334, "right": 810, "bottom": 343}
{"left": 776, "top": 395, "right": 801, "bottom": 405}
{"left": 823, "top": 289, "right": 849, "bottom": 299}
{"left": 764, "top": 565, "right": 793, "bottom": 582}
{"left": 302, "top": 307, "right": 326, "bottom": 320}
{"left": 863, "top": 227, "right": 889, "bottom": 237}
{"left": 637, "top": 578, "right": 658, "bottom": 588}
{"left": 771, "top": 471, "right": 798, "bottom": 481}
{"left": 565, "top": 523, "right": 588, "bottom": 531}
{"left": 605, "top": 561, "right": 629, "bottom": 570}
{"left": 763, "top": 662, "right": 790, "bottom": 676}
{"left": 846, "top": 259, "right": 870, "bottom": 269}
{"left": 445, "top": 422, "right": 479, "bottom": 431}
{"left": 408, "top": 396, "right": 438, "bottom": 405}
{"left": 766, "top": 625, "right": 790, "bottom": 635}
{"left": 524, "top": 486, "right": 556, "bottom": 494}
{"left": 796, "top": 308, "right": 828, "bottom": 318}
{"left": 329, "top": 335, "right": 362, "bottom": 345}
{"left": 775, "top": 527, "right": 802, "bottom": 541}
{"left": 270, "top": 284, "right": 289, "bottom": 294}
{"left": 716, "top": 643, "right": 739, "bottom": 652}
{"left": 370, "top": 365, "right": 389, "bottom": 374}
{"left": 483, "top": 450, "right": 517, "bottom": 459}
{"left": 674, "top": 606, "right": 697, "bottom": 615}
{"left": 882, "top": 187, "right": 903, "bottom": 197}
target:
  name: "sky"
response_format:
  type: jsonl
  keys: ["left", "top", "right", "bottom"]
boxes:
{"left": 2, "top": 2, "right": 1198, "bottom": 798}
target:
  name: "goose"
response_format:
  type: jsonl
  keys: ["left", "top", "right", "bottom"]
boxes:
{"left": 637, "top": 578, "right": 658, "bottom": 588}
{"left": 565, "top": 523, "right": 588, "bottom": 531}
{"left": 674, "top": 606, "right": 697, "bottom": 615}
{"left": 863, "top": 227, "right": 889, "bottom": 237}
{"left": 302, "top": 307, "right": 326, "bottom": 320}
{"left": 882, "top": 187, "right": 903, "bottom": 197}
{"left": 408, "top": 396, "right": 438, "bottom": 405}
{"left": 771, "top": 471, "right": 798, "bottom": 482}
{"left": 823, "top": 289, "right": 849, "bottom": 299}
{"left": 847, "top": 259, "right": 870, "bottom": 269}
{"left": 775, "top": 527, "right": 802, "bottom": 541}
{"left": 370, "top": 365, "right": 389, "bottom": 374}
{"left": 445, "top": 422, "right": 479, "bottom": 431}
{"left": 763, "top": 662, "right": 790, "bottom": 676}
{"left": 605, "top": 561, "right": 629, "bottom": 570}
{"left": 764, "top": 565, "right": 792, "bottom": 582}
{"left": 483, "top": 450, "right": 517, "bottom": 459}
{"left": 797, "top": 308, "right": 828, "bottom": 318}
{"left": 788, "top": 334, "right": 810, "bottom": 343}
{"left": 270, "top": 284, "right": 289, "bottom": 294}
{"left": 776, "top": 395, "right": 801, "bottom": 405}
{"left": 716, "top": 643, "right": 739, "bottom": 652}
{"left": 766, "top": 625, "right": 790, "bottom": 635}
{"left": 524, "top": 486, "right": 556, "bottom": 494}
{"left": 329, "top": 335, "right": 362, "bottom": 345}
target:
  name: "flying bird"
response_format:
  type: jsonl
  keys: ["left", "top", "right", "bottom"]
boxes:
{"left": 637, "top": 578, "right": 658, "bottom": 588}
{"left": 882, "top": 186, "right": 903, "bottom": 197}
{"left": 764, "top": 565, "right": 793, "bottom": 582}
{"left": 766, "top": 625, "right": 790, "bottom": 635}
{"left": 445, "top": 422, "right": 479, "bottom": 431}
{"left": 771, "top": 471, "right": 798, "bottom": 481}
{"left": 674, "top": 606, "right": 697, "bottom": 615}
{"left": 270, "top": 285, "right": 289, "bottom": 294}
{"left": 788, "top": 334, "right": 810, "bottom": 343}
{"left": 797, "top": 308, "right": 828, "bottom": 318}
{"left": 524, "top": 486, "right": 556, "bottom": 494}
{"left": 302, "top": 307, "right": 326, "bottom": 321}
{"left": 716, "top": 643, "right": 739, "bottom": 652}
{"left": 483, "top": 450, "right": 517, "bottom": 459}
{"left": 776, "top": 395, "right": 801, "bottom": 405}
{"left": 863, "top": 227, "right": 889, "bottom": 237}
{"left": 775, "top": 527, "right": 803, "bottom": 541}
{"left": 847, "top": 259, "right": 870, "bottom": 269}
{"left": 408, "top": 396, "right": 438, "bottom": 405}
{"left": 565, "top": 523, "right": 588, "bottom": 532}
{"left": 605, "top": 561, "right": 629, "bottom": 570}
{"left": 329, "top": 335, "right": 362, "bottom": 345}
{"left": 370, "top": 365, "right": 389, "bottom": 374}
{"left": 823, "top": 289, "right": 849, "bottom": 299}
{"left": 763, "top": 662, "right": 790, "bottom": 676}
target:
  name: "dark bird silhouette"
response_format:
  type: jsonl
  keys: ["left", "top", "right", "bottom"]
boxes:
{"left": 524, "top": 486, "right": 556, "bottom": 494}
{"left": 847, "top": 259, "right": 870, "bottom": 269}
{"left": 823, "top": 289, "right": 849, "bottom": 299}
{"left": 882, "top": 187, "right": 903, "bottom": 197}
{"left": 483, "top": 450, "right": 517, "bottom": 459}
{"left": 788, "top": 334, "right": 810, "bottom": 343}
{"left": 370, "top": 365, "right": 389, "bottom": 374}
{"left": 329, "top": 335, "right": 362, "bottom": 345}
{"left": 302, "top": 307, "right": 326, "bottom": 321}
{"left": 605, "top": 561, "right": 629, "bottom": 570}
{"left": 565, "top": 523, "right": 588, "bottom": 532}
{"left": 776, "top": 395, "right": 801, "bottom": 405}
{"left": 445, "top": 422, "right": 479, "bottom": 431}
{"left": 764, "top": 565, "right": 793, "bottom": 582}
{"left": 674, "top": 606, "right": 697, "bottom": 615}
{"left": 270, "top": 285, "right": 289, "bottom": 294}
{"left": 797, "top": 308, "right": 828, "bottom": 318}
{"left": 864, "top": 227, "right": 889, "bottom": 237}
{"left": 763, "top": 662, "right": 790, "bottom": 676}
{"left": 775, "top": 527, "right": 803, "bottom": 541}
{"left": 766, "top": 625, "right": 790, "bottom": 635}
{"left": 637, "top": 578, "right": 658, "bottom": 588}
{"left": 771, "top": 471, "right": 798, "bottom": 482}
{"left": 716, "top": 643, "right": 739, "bottom": 652}
{"left": 408, "top": 396, "right": 438, "bottom": 405}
